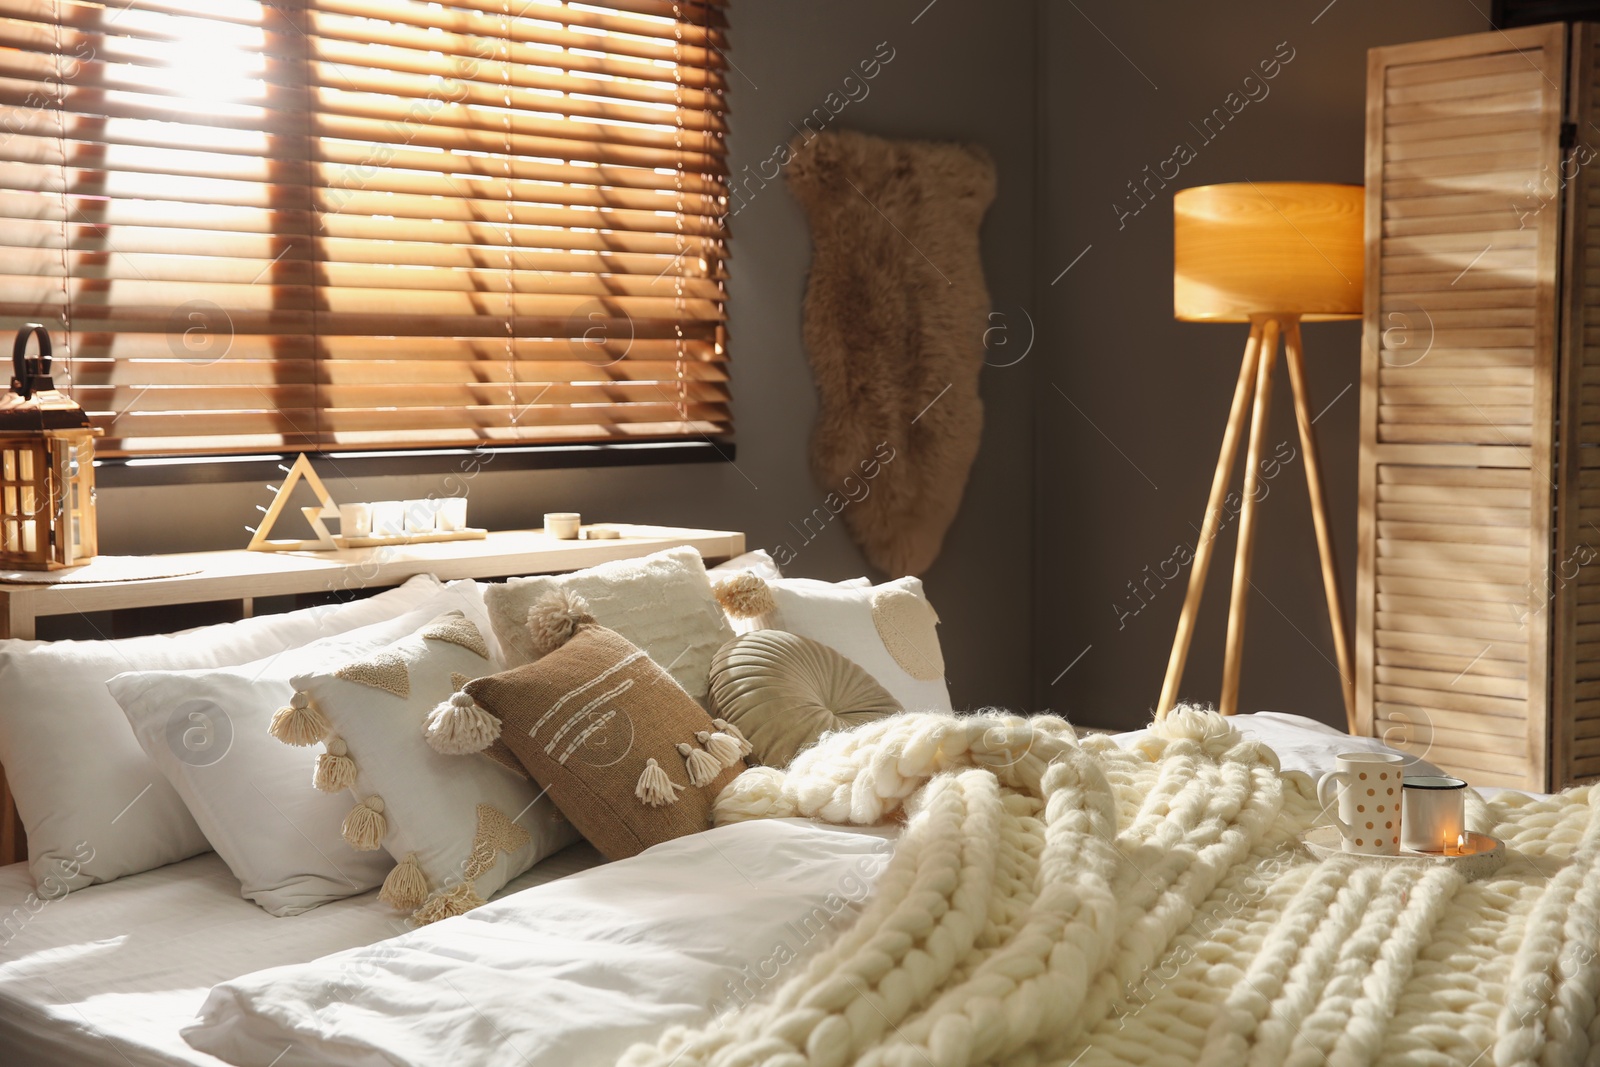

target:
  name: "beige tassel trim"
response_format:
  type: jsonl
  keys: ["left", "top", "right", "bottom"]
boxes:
{"left": 270, "top": 691, "right": 329, "bottom": 747}
{"left": 313, "top": 736, "right": 357, "bottom": 793}
{"left": 635, "top": 758, "right": 682, "bottom": 807}
{"left": 423, "top": 692, "right": 501, "bottom": 755}
{"left": 378, "top": 852, "right": 428, "bottom": 911}
{"left": 712, "top": 718, "right": 754, "bottom": 758}
{"left": 342, "top": 795, "right": 387, "bottom": 851}
{"left": 526, "top": 589, "right": 596, "bottom": 657}
{"left": 697, "top": 729, "right": 744, "bottom": 769}
{"left": 678, "top": 742, "right": 723, "bottom": 788}
{"left": 411, "top": 881, "right": 487, "bottom": 926}
{"left": 712, "top": 573, "right": 775, "bottom": 620}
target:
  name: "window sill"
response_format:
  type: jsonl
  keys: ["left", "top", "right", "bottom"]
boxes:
{"left": 94, "top": 439, "right": 736, "bottom": 488}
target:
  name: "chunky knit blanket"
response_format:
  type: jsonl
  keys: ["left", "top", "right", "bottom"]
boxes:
{"left": 616, "top": 708, "right": 1600, "bottom": 1067}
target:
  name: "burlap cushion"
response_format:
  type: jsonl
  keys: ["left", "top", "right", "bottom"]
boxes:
{"left": 465, "top": 625, "right": 742, "bottom": 860}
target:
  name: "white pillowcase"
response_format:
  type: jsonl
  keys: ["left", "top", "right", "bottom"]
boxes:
{"left": 0, "top": 574, "right": 452, "bottom": 894}
{"left": 764, "top": 577, "right": 952, "bottom": 713}
{"left": 707, "top": 549, "right": 783, "bottom": 581}
{"left": 105, "top": 581, "right": 491, "bottom": 916}
{"left": 484, "top": 546, "right": 733, "bottom": 704}
{"left": 286, "top": 612, "right": 576, "bottom": 924}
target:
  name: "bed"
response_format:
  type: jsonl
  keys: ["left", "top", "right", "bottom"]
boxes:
{"left": 0, "top": 712, "right": 1480, "bottom": 1067}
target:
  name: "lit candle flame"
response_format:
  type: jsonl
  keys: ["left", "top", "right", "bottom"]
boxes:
{"left": 1458, "top": 832, "right": 1469, "bottom": 855}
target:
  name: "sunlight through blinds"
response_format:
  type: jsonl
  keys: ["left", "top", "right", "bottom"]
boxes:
{"left": 0, "top": 0, "right": 731, "bottom": 456}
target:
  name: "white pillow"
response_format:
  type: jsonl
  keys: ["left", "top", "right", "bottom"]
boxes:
{"left": 707, "top": 549, "right": 783, "bottom": 581}
{"left": 0, "top": 574, "right": 454, "bottom": 894}
{"left": 485, "top": 547, "right": 733, "bottom": 704}
{"left": 105, "top": 581, "right": 491, "bottom": 916}
{"left": 283, "top": 612, "right": 576, "bottom": 924}
{"left": 763, "top": 577, "right": 952, "bottom": 713}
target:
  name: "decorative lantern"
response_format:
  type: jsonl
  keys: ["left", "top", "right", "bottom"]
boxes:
{"left": 0, "top": 324, "right": 101, "bottom": 570}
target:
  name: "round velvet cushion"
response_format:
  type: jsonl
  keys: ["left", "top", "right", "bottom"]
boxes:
{"left": 709, "top": 630, "right": 902, "bottom": 768}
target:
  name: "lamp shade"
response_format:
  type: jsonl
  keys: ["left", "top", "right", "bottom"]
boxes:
{"left": 1174, "top": 182, "right": 1364, "bottom": 323}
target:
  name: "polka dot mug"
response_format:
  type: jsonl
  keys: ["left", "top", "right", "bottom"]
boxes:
{"left": 1317, "top": 751, "right": 1404, "bottom": 856}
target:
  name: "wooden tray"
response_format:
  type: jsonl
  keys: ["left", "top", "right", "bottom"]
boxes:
{"left": 332, "top": 528, "right": 488, "bottom": 549}
{"left": 1301, "top": 826, "right": 1505, "bottom": 882}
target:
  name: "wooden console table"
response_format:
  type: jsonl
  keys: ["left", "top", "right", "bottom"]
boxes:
{"left": 0, "top": 524, "right": 744, "bottom": 865}
{"left": 0, "top": 524, "right": 745, "bottom": 640}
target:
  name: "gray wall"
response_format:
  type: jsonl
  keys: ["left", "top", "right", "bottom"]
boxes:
{"left": 92, "top": 0, "right": 1040, "bottom": 712}
{"left": 1036, "top": 2, "right": 1487, "bottom": 731}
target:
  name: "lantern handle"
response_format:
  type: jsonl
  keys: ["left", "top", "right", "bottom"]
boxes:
{"left": 11, "top": 323, "right": 51, "bottom": 401}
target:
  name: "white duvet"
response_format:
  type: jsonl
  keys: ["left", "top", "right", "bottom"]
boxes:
{"left": 184, "top": 819, "right": 897, "bottom": 1067}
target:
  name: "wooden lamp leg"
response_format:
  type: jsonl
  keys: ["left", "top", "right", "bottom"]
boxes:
{"left": 1158, "top": 320, "right": 1265, "bottom": 714}
{"left": 1220, "top": 317, "right": 1281, "bottom": 715}
{"left": 1283, "top": 319, "right": 1357, "bottom": 732}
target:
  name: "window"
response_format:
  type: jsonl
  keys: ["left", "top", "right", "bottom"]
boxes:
{"left": 0, "top": 0, "right": 731, "bottom": 457}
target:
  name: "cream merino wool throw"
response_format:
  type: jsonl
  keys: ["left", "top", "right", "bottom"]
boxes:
{"left": 616, "top": 708, "right": 1600, "bottom": 1067}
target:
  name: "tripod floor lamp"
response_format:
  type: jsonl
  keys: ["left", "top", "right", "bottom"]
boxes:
{"left": 1158, "top": 182, "right": 1363, "bottom": 731}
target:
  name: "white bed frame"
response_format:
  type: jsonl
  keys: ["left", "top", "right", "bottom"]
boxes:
{"left": 0, "top": 524, "right": 745, "bottom": 866}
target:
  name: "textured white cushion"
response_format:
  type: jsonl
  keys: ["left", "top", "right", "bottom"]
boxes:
{"left": 763, "top": 577, "right": 952, "bottom": 713}
{"left": 485, "top": 546, "right": 733, "bottom": 703}
{"left": 104, "top": 581, "right": 491, "bottom": 916}
{"left": 288, "top": 612, "right": 576, "bottom": 923}
{"left": 0, "top": 574, "right": 452, "bottom": 894}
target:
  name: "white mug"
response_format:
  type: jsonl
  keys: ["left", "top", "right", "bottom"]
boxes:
{"left": 1402, "top": 776, "right": 1467, "bottom": 853}
{"left": 1317, "top": 752, "right": 1404, "bottom": 855}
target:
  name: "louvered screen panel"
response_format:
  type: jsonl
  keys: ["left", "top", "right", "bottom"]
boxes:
{"left": 1553, "top": 23, "right": 1600, "bottom": 788}
{"left": 1358, "top": 24, "right": 1563, "bottom": 792}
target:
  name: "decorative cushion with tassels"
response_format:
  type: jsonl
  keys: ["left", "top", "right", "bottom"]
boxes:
{"left": 443, "top": 592, "right": 747, "bottom": 861}
{"left": 273, "top": 610, "right": 578, "bottom": 925}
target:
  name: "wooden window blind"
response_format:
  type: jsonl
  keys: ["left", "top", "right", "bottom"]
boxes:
{"left": 0, "top": 0, "right": 731, "bottom": 457}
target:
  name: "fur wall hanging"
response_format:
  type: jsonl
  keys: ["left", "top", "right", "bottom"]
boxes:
{"left": 785, "top": 128, "right": 996, "bottom": 577}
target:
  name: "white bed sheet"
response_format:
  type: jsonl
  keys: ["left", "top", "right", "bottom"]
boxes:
{"left": 184, "top": 819, "right": 899, "bottom": 1067}
{"left": 0, "top": 843, "right": 606, "bottom": 1067}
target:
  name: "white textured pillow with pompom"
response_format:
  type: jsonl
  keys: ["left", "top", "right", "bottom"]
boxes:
{"left": 484, "top": 546, "right": 733, "bottom": 704}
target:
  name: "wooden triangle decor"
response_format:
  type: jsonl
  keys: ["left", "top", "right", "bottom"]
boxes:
{"left": 247, "top": 454, "right": 339, "bottom": 552}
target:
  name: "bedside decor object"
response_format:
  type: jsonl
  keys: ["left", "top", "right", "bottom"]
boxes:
{"left": 1316, "top": 751, "right": 1403, "bottom": 856}
{"left": 337, "top": 503, "right": 372, "bottom": 539}
{"left": 1358, "top": 24, "right": 1600, "bottom": 793}
{"left": 437, "top": 498, "right": 467, "bottom": 533}
{"left": 247, "top": 454, "right": 339, "bottom": 552}
{"left": 786, "top": 129, "right": 996, "bottom": 577}
{"left": 1400, "top": 775, "right": 1467, "bottom": 854}
{"left": 544, "top": 512, "right": 581, "bottom": 539}
{"left": 1160, "top": 182, "right": 1362, "bottom": 727}
{"left": 248, "top": 454, "right": 487, "bottom": 552}
{"left": 0, "top": 323, "right": 101, "bottom": 571}
{"left": 581, "top": 525, "right": 620, "bottom": 540}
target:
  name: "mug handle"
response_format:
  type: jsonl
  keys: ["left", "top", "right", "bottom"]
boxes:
{"left": 1317, "top": 770, "right": 1356, "bottom": 839}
